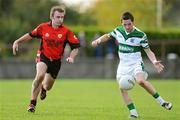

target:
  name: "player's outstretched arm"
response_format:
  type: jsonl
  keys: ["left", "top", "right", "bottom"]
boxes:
{"left": 144, "top": 48, "right": 164, "bottom": 73}
{"left": 12, "top": 33, "right": 32, "bottom": 55}
{"left": 91, "top": 34, "right": 111, "bottom": 47}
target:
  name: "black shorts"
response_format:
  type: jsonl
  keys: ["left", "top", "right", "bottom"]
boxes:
{"left": 39, "top": 53, "right": 61, "bottom": 79}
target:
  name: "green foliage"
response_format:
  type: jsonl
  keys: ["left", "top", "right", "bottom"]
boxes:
{"left": 89, "top": 0, "right": 172, "bottom": 29}
{"left": 71, "top": 26, "right": 180, "bottom": 41}
{"left": 0, "top": 0, "right": 96, "bottom": 44}
{"left": 0, "top": 0, "right": 57, "bottom": 44}
{"left": 142, "top": 28, "right": 180, "bottom": 40}
{"left": 65, "top": 8, "right": 96, "bottom": 25}
{"left": 0, "top": 0, "right": 14, "bottom": 16}
{"left": 90, "top": 0, "right": 154, "bottom": 28}
{"left": 0, "top": 17, "right": 30, "bottom": 44}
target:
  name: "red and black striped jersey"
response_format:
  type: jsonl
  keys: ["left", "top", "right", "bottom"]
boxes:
{"left": 29, "top": 22, "right": 80, "bottom": 60}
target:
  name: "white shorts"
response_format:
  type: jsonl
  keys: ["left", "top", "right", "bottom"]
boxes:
{"left": 116, "top": 62, "right": 148, "bottom": 81}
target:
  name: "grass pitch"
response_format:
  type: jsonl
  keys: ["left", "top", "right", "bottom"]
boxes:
{"left": 0, "top": 79, "right": 180, "bottom": 120}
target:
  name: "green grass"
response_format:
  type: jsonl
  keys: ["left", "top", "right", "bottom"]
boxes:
{"left": 0, "top": 79, "right": 180, "bottom": 120}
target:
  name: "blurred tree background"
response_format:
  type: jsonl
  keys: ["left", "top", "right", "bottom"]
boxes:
{"left": 90, "top": 0, "right": 162, "bottom": 29}
{"left": 0, "top": 0, "right": 180, "bottom": 58}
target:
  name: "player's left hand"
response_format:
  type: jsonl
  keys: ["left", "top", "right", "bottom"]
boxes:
{"left": 66, "top": 57, "right": 74, "bottom": 63}
{"left": 153, "top": 60, "right": 164, "bottom": 73}
{"left": 12, "top": 41, "right": 19, "bottom": 55}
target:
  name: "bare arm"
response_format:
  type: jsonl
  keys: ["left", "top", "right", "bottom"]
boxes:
{"left": 12, "top": 33, "right": 33, "bottom": 55}
{"left": 144, "top": 48, "right": 164, "bottom": 73}
{"left": 91, "top": 34, "right": 111, "bottom": 47}
{"left": 66, "top": 48, "right": 79, "bottom": 63}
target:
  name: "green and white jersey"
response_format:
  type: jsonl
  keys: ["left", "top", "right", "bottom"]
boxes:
{"left": 109, "top": 26, "right": 149, "bottom": 66}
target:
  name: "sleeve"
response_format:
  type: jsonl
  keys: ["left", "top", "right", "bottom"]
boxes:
{"left": 108, "top": 28, "right": 116, "bottom": 40}
{"left": 29, "top": 24, "right": 42, "bottom": 38}
{"left": 67, "top": 30, "right": 80, "bottom": 49}
{"left": 140, "top": 34, "right": 150, "bottom": 49}
{"left": 108, "top": 28, "right": 120, "bottom": 44}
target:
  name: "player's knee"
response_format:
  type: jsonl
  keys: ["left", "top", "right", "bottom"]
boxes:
{"left": 137, "top": 79, "right": 146, "bottom": 87}
{"left": 43, "top": 84, "right": 52, "bottom": 91}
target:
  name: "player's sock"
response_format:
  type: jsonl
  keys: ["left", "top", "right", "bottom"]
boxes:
{"left": 40, "top": 86, "right": 47, "bottom": 100}
{"left": 42, "top": 86, "right": 46, "bottom": 92}
{"left": 28, "top": 100, "right": 36, "bottom": 112}
{"left": 127, "top": 103, "right": 138, "bottom": 117}
{"left": 30, "top": 100, "right": 37, "bottom": 106}
{"left": 153, "top": 92, "right": 165, "bottom": 105}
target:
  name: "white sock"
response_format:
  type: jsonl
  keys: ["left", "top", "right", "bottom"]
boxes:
{"left": 130, "top": 109, "right": 138, "bottom": 116}
{"left": 156, "top": 96, "right": 165, "bottom": 105}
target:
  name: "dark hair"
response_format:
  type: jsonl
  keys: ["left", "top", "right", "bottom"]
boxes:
{"left": 121, "top": 12, "right": 134, "bottom": 22}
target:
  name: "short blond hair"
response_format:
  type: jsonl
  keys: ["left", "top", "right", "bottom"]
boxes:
{"left": 50, "top": 5, "right": 66, "bottom": 19}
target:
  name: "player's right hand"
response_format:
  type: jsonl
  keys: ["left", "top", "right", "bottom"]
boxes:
{"left": 12, "top": 41, "right": 19, "bottom": 55}
{"left": 92, "top": 38, "right": 102, "bottom": 48}
{"left": 91, "top": 40, "right": 98, "bottom": 47}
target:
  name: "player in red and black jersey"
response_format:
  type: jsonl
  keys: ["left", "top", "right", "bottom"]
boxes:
{"left": 12, "top": 6, "right": 80, "bottom": 113}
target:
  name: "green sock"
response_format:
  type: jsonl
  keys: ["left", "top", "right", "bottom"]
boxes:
{"left": 127, "top": 103, "right": 138, "bottom": 116}
{"left": 127, "top": 103, "right": 135, "bottom": 110}
{"left": 153, "top": 92, "right": 165, "bottom": 105}
{"left": 153, "top": 92, "right": 160, "bottom": 99}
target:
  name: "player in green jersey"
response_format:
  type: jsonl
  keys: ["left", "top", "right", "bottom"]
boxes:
{"left": 92, "top": 12, "right": 172, "bottom": 118}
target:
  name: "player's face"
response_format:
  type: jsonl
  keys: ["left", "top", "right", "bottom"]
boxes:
{"left": 122, "top": 19, "right": 134, "bottom": 33}
{"left": 52, "top": 11, "right": 65, "bottom": 26}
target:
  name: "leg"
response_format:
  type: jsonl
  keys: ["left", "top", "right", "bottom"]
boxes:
{"left": 121, "top": 89, "right": 132, "bottom": 105}
{"left": 28, "top": 62, "right": 47, "bottom": 112}
{"left": 135, "top": 73, "right": 156, "bottom": 95}
{"left": 42, "top": 73, "right": 55, "bottom": 91}
{"left": 116, "top": 65, "right": 139, "bottom": 118}
{"left": 31, "top": 62, "right": 47, "bottom": 100}
{"left": 39, "top": 59, "right": 61, "bottom": 100}
{"left": 40, "top": 73, "right": 55, "bottom": 100}
{"left": 135, "top": 72, "right": 172, "bottom": 110}
{"left": 120, "top": 89, "right": 139, "bottom": 118}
